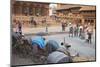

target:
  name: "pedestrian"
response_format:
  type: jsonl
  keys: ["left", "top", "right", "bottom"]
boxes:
{"left": 84, "top": 28, "right": 88, "bottom": 43}
{"left": 62, "top": 22, "right": 65, "bottom": 31}
{"left": 79, "top": 25, "right": 83, "bottom": 38}
{"left": 30, "top": 17, "right": 37, "bottom": 27}
{"left": 87, "top": 27, "right": 93, "bottom": 44}
{"left": 42, "top": 18, "right": 46, "bottom": 26}
{"left": 15, "top": 20, "right": 18, "bottom": 33}
{"left": 76, "top": 24, "right": 79, "bottom": 37}
{"left": 17, "top": 21, "right": 22, "bottom": 35}
{"left": 81, "top": 26, "right": 85, "bottom": 39}
{"left": 73, "top": 25, "right": 77, "bottom": 37}
{"left": 46, "top": 23, "right": 48, "bottom": 33}
{"left": 69, "top": 26, "right": 73, "bottom": 37}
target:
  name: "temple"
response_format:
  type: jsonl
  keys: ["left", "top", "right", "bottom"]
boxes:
{"left": 56, "top": 4, "right": 96, "bottom": 26}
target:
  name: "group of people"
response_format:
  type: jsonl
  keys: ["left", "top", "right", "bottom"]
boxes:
{"left": 68, "top": 23, "right": 94, "bottom": 44}
{"left": 14, "top": 17, "right": 38, "bottom": 35}
{"left": 61, "top": 22, "right": 94, "bottom": 44}
{"left": 14, "top": 18, "right": 95, "bottom": 44}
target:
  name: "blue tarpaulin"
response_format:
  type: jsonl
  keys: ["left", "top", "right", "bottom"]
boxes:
{"left": 31, "top": 36, "right": 45, "bottom": 49}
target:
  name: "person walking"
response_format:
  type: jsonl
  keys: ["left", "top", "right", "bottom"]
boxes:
{"left": 17, "top": 21, "right": 22, "bottom": 35}
{"left": 30, "top": 17, "right": 37, "bottom": 27}
{"left": 79, "top": 25, "right": 83, "bottom": 38}
{"left": 42, "top": 18, "right": 46, "bottom": 26}
{"left": 84, "top": 28, "right": 88, "bottom": 43}
{"left": 87, "top": 27, "right": 93, "bottom": 44}
{"left": 76, "top": 24, "right": 79, "bottom": 37}
{"left": 73, "top": 25, "right": 77, "bottom": 37}
{"left": 69, "top": 26, "right": 73, "bottom": 37}
{"left": 15, "top": 20, "right": 18, "bottom": 33}
{"left": 62, "top": 22, "right": 65, "bottom": 32}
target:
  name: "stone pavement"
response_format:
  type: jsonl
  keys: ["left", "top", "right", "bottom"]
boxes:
{"left": 13, "top": 26, "right": 69, "bottom": 34}
{"left": 44, "top": 34, "right": 96, "bottom": 58}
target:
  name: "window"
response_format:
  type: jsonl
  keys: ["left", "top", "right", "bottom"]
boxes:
{"left": 29, "top": 7, "right": 33, "bottom": 15}
{"left": 35, "top": 7, "right": 42, "bottom": 16}
{"left": 22, "top": 6, "right": 29, "bottom": 16}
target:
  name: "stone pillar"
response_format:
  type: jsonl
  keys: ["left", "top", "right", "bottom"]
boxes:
{"left": 19, "top": 6, "right": 22, "bottom": 16}
{"left": 19, "top": 2, "right": 23, "bottom": 16}
{"left": 32, "top": 7, "right": 35, "bottom": 16}
{"left": 81, "top": 18, "right": 85, "bottom": 25}
{"left": 25, "top": 2, "right": 30, "bottom": 16}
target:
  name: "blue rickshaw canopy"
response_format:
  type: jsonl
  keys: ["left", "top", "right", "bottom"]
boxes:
{"left": 31, "top": 36, "right": 45, "bottom": 49}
